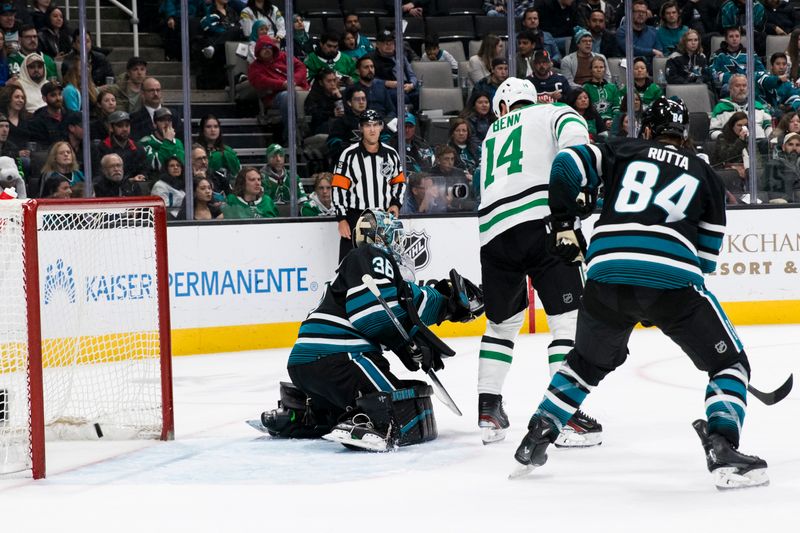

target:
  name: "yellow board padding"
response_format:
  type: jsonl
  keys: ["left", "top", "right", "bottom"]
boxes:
{"left": 169, "top": 299, "right": 800, "bottom": 356}
{"left": 0, "top": 332, "right": 160, "bottom": 372}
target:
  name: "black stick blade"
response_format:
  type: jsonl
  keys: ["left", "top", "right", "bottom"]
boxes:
{"left": 748, "top": 374, "right": 793, "bottom": 406}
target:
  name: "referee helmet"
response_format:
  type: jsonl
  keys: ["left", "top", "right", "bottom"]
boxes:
{"left": 359, "top": 109, "right": 384, "bottom": 125}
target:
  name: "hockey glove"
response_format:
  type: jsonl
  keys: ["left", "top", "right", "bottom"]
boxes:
{"left": 393, "top": 339, "right": 445, "bottom": 373}
{"left": 544, "top": 215, "right": 587, "bottom": 265}
{"left": 434, "top": 269, "right": 485, "bottom": 323}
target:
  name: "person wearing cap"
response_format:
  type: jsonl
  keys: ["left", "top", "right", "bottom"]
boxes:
{"left": 0, "top": 3, "right": 21, "bottom": 46}
{"left": 764, "top": 130, "right": 800, "bottom": 203}
{"left": 260, "top": 143, "right": 307, "bottom": 207}
{"left": 95, "top": 110, "right": 148, "bottom": 184}
{"left": 16, "top": 52, "right": 47, "bottom": 112}
{"left": 140, "top": 106, "right": 185, "bottom": 176}
{"left": 528, "top": 49, "right": 571, "bottom": 103}
{"left": 389, "top": 112, "right": 433, "bottom": 173}
{"left": 369, "top": 29, "right": 420, "bottom": 110}
{"left": 353, "top": 55, "right": 397, "bottom": 123}
{"left": 28, "top": 80, "right": 66, "bottom": 147}
{"left": 304, "top": 30, "right": 358, "bottom": 87}
{"left": 62, "top": 111, "right": 84, "bottom": 170}
{"left": 8, "top": 24, "right": 58, "bottom": 80}
{"left": 560, "top": 25, "right": 611, "bottom": 88}
{"left": 130, "top": 77, "right": 180, "bottom": 141}
{"left": 248, "top": 34, "right": 309, "bottom": 142}
{"left": 471, "top": 57, "right": 509, "bottom": 102}
{"left": 332, "top": 108, "right": 405, "bottom": 260}
{"left": 106, "top": 56, "right": 148, "bottom": 114}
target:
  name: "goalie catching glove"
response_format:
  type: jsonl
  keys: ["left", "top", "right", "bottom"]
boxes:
{"left": 434, "top": 269, "right": 484, "bottom": 323}
{"left": 544, "top": 215, "right": 587, "bottom": 265}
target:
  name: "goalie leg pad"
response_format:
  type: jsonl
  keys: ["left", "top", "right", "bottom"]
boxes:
{"left": 357, "top": 382, "right": 438, "bottom": 447}
{"left": 261, "top": 381, "right": 333, "bottom": 439}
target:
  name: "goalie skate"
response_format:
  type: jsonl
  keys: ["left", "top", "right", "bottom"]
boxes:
{"left": 692, "top": 420, "right": 769, "bottom": 490}
{"left": 322, "top": 414, "right": 392, "bottom": 452}
{"left": 554, "top": 409, "right": 602, "bottom": 448}
{"left": 478, "top": 393, "right": 510, "bottom": 444}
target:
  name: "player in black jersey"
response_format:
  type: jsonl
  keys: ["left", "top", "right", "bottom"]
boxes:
{"left": 258, "top": 209, "right": 483, "bottom": 451}
{"left": 510, "top": 97, "right": 769, "bottom": 489}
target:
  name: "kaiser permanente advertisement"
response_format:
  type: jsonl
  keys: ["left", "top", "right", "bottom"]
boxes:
{"left": 166, "top": 209, "right": 800, "bottom": 355}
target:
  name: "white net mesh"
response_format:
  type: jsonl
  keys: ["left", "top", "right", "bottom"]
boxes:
{"left": 1, "top": 200, "right": 168, "bottom": 476}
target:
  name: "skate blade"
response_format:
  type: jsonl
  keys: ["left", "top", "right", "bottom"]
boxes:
{"left": 246, "top": 419, "right": 271, "bottom": 434}
{"left": 508, "top": 461, "right": 539, "bottom": 480}
{"left": 714, "top": 467, "right": 770, "bottom": 490}
{"left": 554, "top": 428, "right": 602, "bottom": 448}
{"left": 481, "top": 426, "right": 508, "bottom": 445}
{"left": 322, "top": 430, "right": 388, "bottom": 452}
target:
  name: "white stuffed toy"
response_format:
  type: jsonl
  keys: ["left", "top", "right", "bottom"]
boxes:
{"left": 0, "top": 156, "right": 25, "bottom": 199}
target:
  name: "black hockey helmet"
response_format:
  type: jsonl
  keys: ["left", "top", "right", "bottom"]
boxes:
{"left": 641, "top": 96, "right": 689, "bottom": 139}
{"left": 359, "top": 109, "right": 384, "bottom": 125}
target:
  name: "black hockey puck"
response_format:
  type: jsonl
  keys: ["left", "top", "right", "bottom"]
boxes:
{"left": 94, "top": 423, "right": 104, "bottom": 438}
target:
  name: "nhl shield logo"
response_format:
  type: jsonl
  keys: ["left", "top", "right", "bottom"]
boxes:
{"left": 715, "top": 341, "right": 728, "bottom": 354}
{"left": 563, "top": 292, "right": 574, "bottom": 304}
{"left": 404, "top": 230, "right": 431, "bottom": 270}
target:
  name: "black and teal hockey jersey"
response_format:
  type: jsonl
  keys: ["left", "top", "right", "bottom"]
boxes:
{"left": 288, "top": 245, "right": 446, "bottom": 366}
{"left": 549, "top": 139, "right": 726, "bottom": 289}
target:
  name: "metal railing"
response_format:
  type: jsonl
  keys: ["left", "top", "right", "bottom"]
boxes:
{"left": 65, "top": 0, "right": 140, "bottom": 56}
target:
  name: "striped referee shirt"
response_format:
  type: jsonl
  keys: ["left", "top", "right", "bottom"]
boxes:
{"left": 332, "top": 141, "right": 405, "bottom": 219}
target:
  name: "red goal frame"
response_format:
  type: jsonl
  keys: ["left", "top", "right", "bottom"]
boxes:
{"left": 19, "top": 197, "right": 174, "bottom": 479}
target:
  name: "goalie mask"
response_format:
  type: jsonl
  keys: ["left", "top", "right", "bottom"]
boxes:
{"left": 354, "top": 208, "right": 405, "bottom": 255}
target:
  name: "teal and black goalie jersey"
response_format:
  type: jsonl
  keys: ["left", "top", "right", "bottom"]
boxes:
{"left": 288, "top": 245, "right": 446, "bottom": 366}
{"left": 549, "top": 139, "right": 727, "bottom": 289}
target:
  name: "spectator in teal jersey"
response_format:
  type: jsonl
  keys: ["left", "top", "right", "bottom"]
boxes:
{"left": 655, "top": 1, "right": 687, "bottom": 56}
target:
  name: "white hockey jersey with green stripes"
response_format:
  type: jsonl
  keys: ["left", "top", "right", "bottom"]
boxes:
{"left": 477, "top": 102, "right": 590, "bottom": 246}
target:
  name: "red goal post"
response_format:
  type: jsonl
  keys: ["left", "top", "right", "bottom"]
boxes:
{"left": 0, "top": 197, "right": 174, "bottom": 480}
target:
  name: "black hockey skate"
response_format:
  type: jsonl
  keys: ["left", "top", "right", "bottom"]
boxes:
{"left": 554, "top": 409, "right": 603, "bottom": 448}
{"left": 509, "top": 415, "right": 559, "bottom": 479}
{"left": 478, "top": 393, "right": 510, "bottom": 444}
{"left": 693, "top": 420, "right": 769, "bottom": 490}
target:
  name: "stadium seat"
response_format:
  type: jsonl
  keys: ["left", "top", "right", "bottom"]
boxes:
{"left": 419, "top": 87, "right": 464, "bottom": 114}
{"left": 710, "top": 35, "right": 724, "bottom": 55}
{"left": 225, "top": 41, "right": 249, "bottom": 103}
{"left": 327, "top": 16, "right": 378, "bottom": 38}
{"left": 474, "top": 15, "right": 511, "bottom": 39}
{"left": 606, "top": 57, "right": 624, "bottom": 82}
{"left": 447, "top": 0, "right": 484, "bottom": 16}
{"left": 766, "top": 34, "right": 790, "bottom": 61}
{"left": 652, "top": 56, "right": 668, "bottom": 79}
{"left": 296, "top": 0, "right": 342, "bottom": 17}
{"left": 666, "top": 84, "right": 715, "bottom": 115}
{"left": 412, "top": 61, "right": 455, "bottom": 88}
{"left": 305, "top": 17, "right": 326, "bottom": 35}
{"left": 425, "top": 16, "right": 476, "bottom": 41}
{"left": 341, "top": 0, "right": 388, "bottom": 16}
{"left": 439, "top": 41, "right": 466, "bottom": 63}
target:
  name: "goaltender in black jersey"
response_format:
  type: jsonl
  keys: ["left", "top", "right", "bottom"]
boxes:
{"left": 255, "top": 209, "right": 484, "bottom": 452}
{"left": 512, "top": 97, "right": 770, "bottom": 490}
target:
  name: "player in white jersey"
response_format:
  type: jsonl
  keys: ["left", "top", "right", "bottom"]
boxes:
{"left": 476, "top": 77, "right": 602, "bottom": 446}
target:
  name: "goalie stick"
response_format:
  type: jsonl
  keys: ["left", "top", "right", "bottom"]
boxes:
{"left": 747, "top": 374, "right": 793, "bottom": 406}
{"left": 361, "top": 274, "right": 463, "bottom": 416}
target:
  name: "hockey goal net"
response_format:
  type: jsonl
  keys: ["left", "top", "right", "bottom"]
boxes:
{"left": 0, "top": 198, "right": 173, "bottom": 479}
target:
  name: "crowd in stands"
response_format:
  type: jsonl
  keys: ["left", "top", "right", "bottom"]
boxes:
{"left": 2, "top": 0, "right": 800, "bottom": 217}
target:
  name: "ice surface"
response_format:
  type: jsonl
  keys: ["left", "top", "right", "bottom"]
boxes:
{"left": 1, "top": 326, "right": 798, "bottom": 532}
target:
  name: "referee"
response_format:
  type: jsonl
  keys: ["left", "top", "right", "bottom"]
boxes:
{"left": 332, "top": 109, "right": 405, "bottom": 260}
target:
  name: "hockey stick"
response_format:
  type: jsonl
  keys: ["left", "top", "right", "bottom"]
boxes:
{"left": 748, "top": 374, "right": 793, "bottom": 406}
{"left": 361, "top": 274, "right": 463, "bottom": 416}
